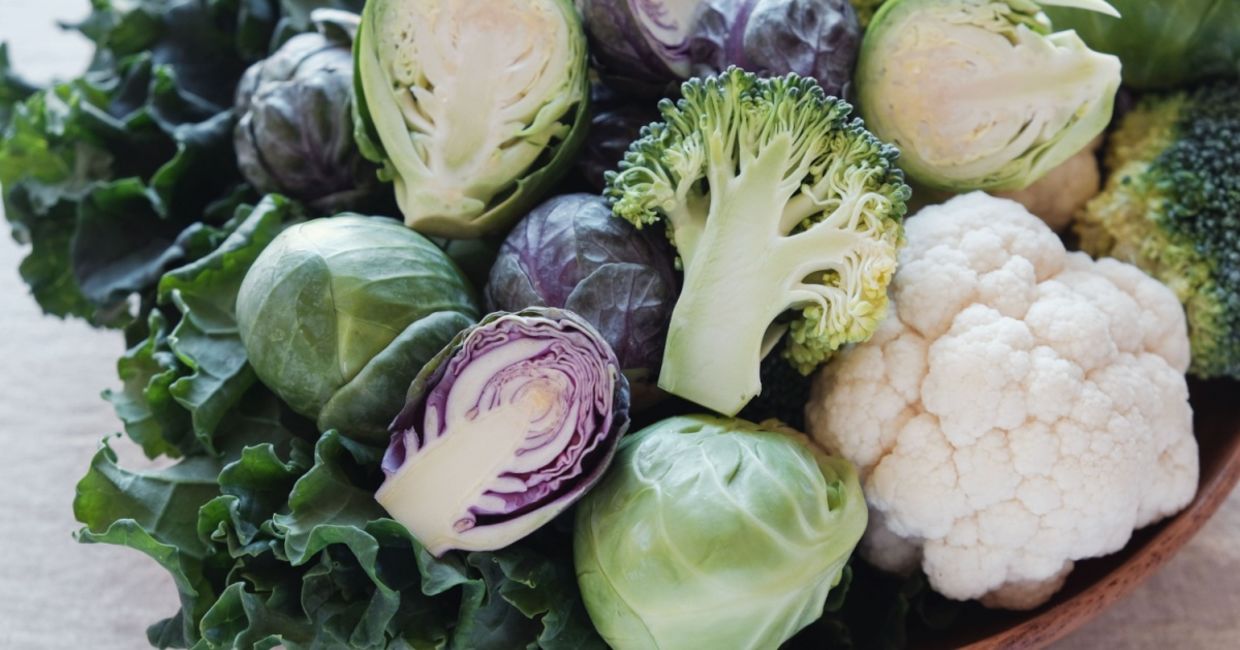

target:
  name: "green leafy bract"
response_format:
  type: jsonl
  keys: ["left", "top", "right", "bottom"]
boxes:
{"left": 0, "top": 0, "right": 281, "bottom": 326}
{"left": 104, "top": 196, "right": 301, "bottom": 459}
{"left": 76, "top": 419, "right": 604, "bottom": 649}
{"left": 1045, "top": 0, "right": 1240, "bottom": 90}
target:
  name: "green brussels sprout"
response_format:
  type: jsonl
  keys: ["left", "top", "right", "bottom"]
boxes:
{"left": 855, "top": 0, "right": 1122, "bottom": 192}
{"left": 236, "top": 215, "right": 478, "bottom": 442}
{"left": 353, "top": 0, "right": 590, "bottom": 238}
{"left": 1045, "top": 0, "right": 1240, "bottom": 90}
{"left": 574, "top": 415, "right": 866, "bottom": 650}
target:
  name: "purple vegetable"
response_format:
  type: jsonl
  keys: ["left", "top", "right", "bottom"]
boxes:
{"left": 377, "top": 308, "right": 630, "bottom": 555}
{"left": 579, "top": 0, "right": 861, "bottom": 98}
{"left": 581, "top": 83, "right": 662, "bottom": 191}
{"left": 689, "top": 0, "right": 861, "bottom": 99}
{"left": 484, "top": 194, "right": 677, "bottom": 395}
{"left": 234, "top": 18, "right": 381, "bottom": 213}
{"left": 577, "top": 0, "right": 700, "bottom": 93}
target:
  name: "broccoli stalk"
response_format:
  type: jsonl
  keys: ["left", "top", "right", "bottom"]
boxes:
{"left": 607, "top": 69, "right": 909, "bottom": 415}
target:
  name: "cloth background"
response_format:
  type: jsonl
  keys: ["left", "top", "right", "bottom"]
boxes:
{"left": 0, "top": 0, "right": 1236, "bottom": 647}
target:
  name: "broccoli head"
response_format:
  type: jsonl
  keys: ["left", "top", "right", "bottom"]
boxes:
{"left": 1075, "top": 81, "right": 1240, "bottom": 379}
{"left": 606, "top": 68, "right": 909, "bottom": 415}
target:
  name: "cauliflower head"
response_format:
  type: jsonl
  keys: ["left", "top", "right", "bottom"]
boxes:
{"left": 806, "top": 192, "right": 1198, "bottom": 610}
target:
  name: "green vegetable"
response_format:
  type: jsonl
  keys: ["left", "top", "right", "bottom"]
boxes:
{"left": 855, "top": 0, "right": 1121, "bottom": 192}
{"left": 1075, "top": 82, "right": 1240, "bottom": 379}
{"left": 574, "top": 415, "right": 866, "bottom": 650}
{"left": 738, "top": 340, "right": 815, "bottom": 431}
{"left": 0, "top": 0, "right": 279, "bottom": 326}
{"left": 849, "top": 0, "right": 889, "bottom": 27}
{"left": 353, "top": 0, "right": 590, "bottom": 238}
{"left": 106, "top": 195, "right": 302, "bottom": 459}
{"left": 76, "top": 417, "right": 604, "bottom": 649}
{"left": 1045, "top": 0, "right": 1240, "bottom": 90}
{"left": 76, "top": 198, "right": 603, "bottom": 650}
{"left": 235, "top": 215, "right": 479, "bottom": 443}
{"left": 607, "top": 68, "right": 908, "bottom": 416}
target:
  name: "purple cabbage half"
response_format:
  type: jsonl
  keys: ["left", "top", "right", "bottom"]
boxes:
{"left": 377, "top": 307, "right": 631, "bottom": 555}
{"left": 484, "top": 194, "right": 677, "bottom": 403}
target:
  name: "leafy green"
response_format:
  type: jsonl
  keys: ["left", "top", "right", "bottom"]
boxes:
{"left": 74, "top": 196, "right": 599, "bottom": 648}
{"left": 1045, "top": 0, "right": 1240, "bottom": 90}
{"left": 1, "top": 0, "right": 281, "bottom": 326}
{"left": 103, "top": 196, "right": 300, "bottom": 459}
{"left": 77, "top": 421, "right": 602, "bottom": 649}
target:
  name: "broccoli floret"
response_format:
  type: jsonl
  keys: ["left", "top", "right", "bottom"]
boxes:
{"left": 606, "top": 68, "right": 909, "bottom": 415}
{"left": 1075, "top": 81, "right": 1240, "bottom": 379}
{"left": 739, "top": 342, "right": 815, "bottom": 431}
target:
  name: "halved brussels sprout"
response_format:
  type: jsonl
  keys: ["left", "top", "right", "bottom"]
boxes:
{"left": 855, "top": 0, "right": 1121, "bottom": 192}
{"left": 354, "top": 0, "right": 590, "bottom": 238}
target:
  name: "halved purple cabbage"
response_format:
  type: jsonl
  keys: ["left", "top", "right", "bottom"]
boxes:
{"left": 377, "top": 307, "right": 630, "bottom": 555}
{"left": 484, "top": 194, "right": 677, "bottom": 401}
{"left": 576, "top": 0, "right": 698, "bottom": 93}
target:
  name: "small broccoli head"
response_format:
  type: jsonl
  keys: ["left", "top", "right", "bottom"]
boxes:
{"left": 1076, "top": 81, "right": 1240, "bottom": 379}
{"left": 606, "top": 68, "right": 909, "bottom": 415}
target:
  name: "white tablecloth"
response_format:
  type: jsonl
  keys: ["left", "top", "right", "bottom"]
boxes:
{"left": 0, "top": 2, "right": 1236, "bottom": 647}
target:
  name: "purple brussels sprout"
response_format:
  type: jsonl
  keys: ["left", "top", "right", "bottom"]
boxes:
{"left": 581, "top": 83, "right": 662, "bottom": 191}
{"left": 377, "top": 308, "right": 631, "bottom": 555}
{"left": 579, "top": 0, "right": 861, "bottom": 98}
{"left": 576, "top": 0, "right": 699, "bottom": 94}
{"left": 484, "top": 194, "right": 677, "bottom": 399}
{"left": 689, "top": 0, "right": 861, "bottom": 99}
{"left": 234, "top": 14, "right": 380, "bottom": 213}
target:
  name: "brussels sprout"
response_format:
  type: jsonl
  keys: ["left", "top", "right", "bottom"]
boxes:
{"left": 236, "top": 215, "right": 479, "bottom": 442}
{"left": 689, "top": 0, "right": 862, "bottom": 99}
{"left": 574, "top": 415, "right": 866, "bottom": 650}
{"left": 379, "top": 308, "right": 630, "bottom": 555}
{"left": 855, "top": 0, "right": 1121, "bottom": 192}
{"left": 353, "top": 0, "right": 590, "bottom": 238}
{"left": 580, "top": 83, "right": 662, "bottom": 192}
{"left": 484, "top": 194, "right": 677, "bottom": 399}
{"left": 234, "top": 14, "right": 380, "bottom": 214}
{"left": 1045, "top": 0, "right": 1240, "bottom": 90}
{"left": 576, "top": 0, "right": 698, "bottom": 93}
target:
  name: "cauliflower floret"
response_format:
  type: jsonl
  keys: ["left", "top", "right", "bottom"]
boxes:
{"left": 994, "top": 136, "right": 1103, "bottom": 232}
{"left": 807, "top": 192, "right": 1197, "bottom": 610}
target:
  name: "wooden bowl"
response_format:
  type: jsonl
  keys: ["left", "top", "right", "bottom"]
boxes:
{"left": 912, "top": 378, "right": 1240, "bottom": 649}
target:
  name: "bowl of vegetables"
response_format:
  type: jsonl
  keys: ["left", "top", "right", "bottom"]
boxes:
{"left": 1, "top": 0, "right": 1236, "bottom": 648}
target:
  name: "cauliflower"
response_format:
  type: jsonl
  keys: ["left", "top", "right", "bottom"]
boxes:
{"left": 806, "top": 192, "right": 1198, "bottom": 610}
{"left": 994, "top": 136, "right": 1103, "bottom": 232}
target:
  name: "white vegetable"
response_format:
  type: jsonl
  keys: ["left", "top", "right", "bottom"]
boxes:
{"left": 994, "top": 136, "right": 1103, "bottom": 231}
{"left": 806, "top": 192, "right": 1198, "bottom": 609}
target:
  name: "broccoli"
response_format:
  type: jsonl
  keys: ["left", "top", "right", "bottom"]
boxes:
{"left": 606, "top": 68, "right": 909, "bottom": 415}
{"left": 739, "top": 342, "right": 815, "bottom": 432}
{"left": 1075, "top": 82, "right": 1240, "bottom": 379}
